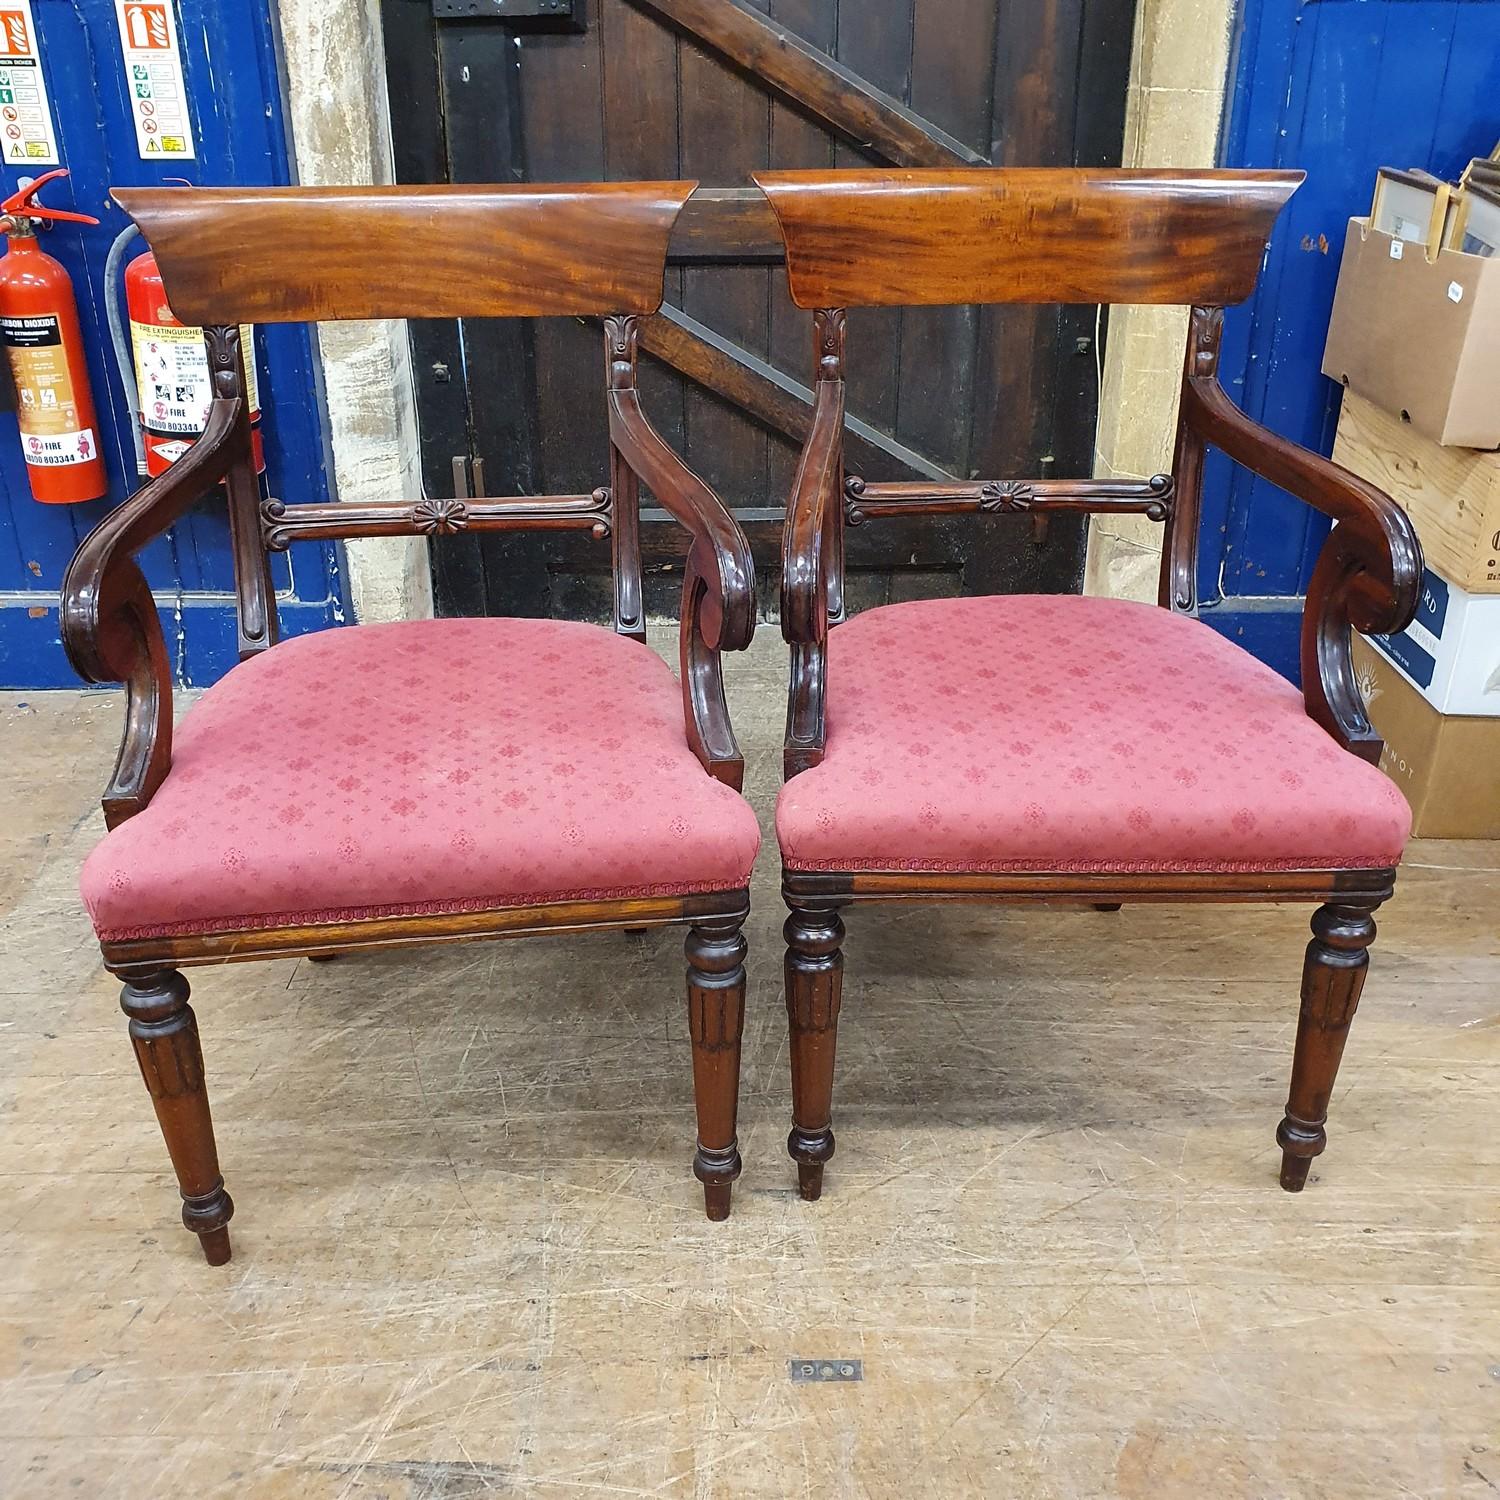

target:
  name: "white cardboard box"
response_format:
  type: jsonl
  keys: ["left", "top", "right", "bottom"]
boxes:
{"left": 1365, "top": 564, "right": 1500, "bottom": 716}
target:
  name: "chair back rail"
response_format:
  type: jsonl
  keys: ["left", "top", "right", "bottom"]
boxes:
{"left": 844, "top": 475, "right": 1174, "bottom": 524}
{"left": 260, "top": 493, "right": 615, "bottom": 551}
{"left": 112, "top": 182, "right": 698, "bottom": 323}
{"left": 752, "top": 168, "right": 1304, "bottom": 309}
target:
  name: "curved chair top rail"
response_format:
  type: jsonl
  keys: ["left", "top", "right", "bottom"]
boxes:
{"left": 752, "top": 168, "right": 1304, "bottom": 309}
{"left": 111, "top": 181, "right": 698, "bottom": 324}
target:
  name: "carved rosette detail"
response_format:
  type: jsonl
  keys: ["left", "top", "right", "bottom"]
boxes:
{"left": 412, "top": 497, "right": 470, "bottom": 536}
{"left": 978, "top": 480, "right": 1035, "bottom": 513}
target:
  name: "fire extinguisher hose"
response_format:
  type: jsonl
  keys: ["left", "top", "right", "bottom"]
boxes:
{"left": 104, "top": 221, "right": 147, "bottom": 477}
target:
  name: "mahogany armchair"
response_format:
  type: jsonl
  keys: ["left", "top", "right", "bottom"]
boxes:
{"left": 754, "top": 168, "right": 1422, "bottom": 1201}
{"left": 61, "top": 183, "right": 760, "bottom": 1261}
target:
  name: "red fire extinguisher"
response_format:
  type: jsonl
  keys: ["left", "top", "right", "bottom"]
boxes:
{"left": 0, "top": 170, "right": 107, "bottom": 504}
{"left": 126, "top": 249, "right": 263, "bottom": 476}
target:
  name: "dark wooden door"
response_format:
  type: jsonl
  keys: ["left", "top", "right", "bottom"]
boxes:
{"left": 380, "top": 0, "right": 1135, "bottom": 621}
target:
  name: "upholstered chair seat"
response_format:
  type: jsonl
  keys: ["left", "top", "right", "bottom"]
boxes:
{"left": 777, "top": 594, "right": 1409, "bottom": 876}
{"left": 82, "top": 616, "right": 761, "bottom": 943}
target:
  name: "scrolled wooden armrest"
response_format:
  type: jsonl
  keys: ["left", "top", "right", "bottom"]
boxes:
{"left": 781, "top": 375, "right": 844, "bottom": 646}
{"left": 1182, "top": 377, "right": 1420, "bottom": 630}
{"left": 63, "top": 397, "right": 250, "bottom": 676}
{"left": 606, "top": 379, "right": 755, "bottom": 789}
{"left": 1181, "top": 376, "right": 1422, "bottom": 757}
{"left": 607, "top": 385, "right": 755, "bottom": 652}
{"left": 61, "top": 398, "right": 250, "bottom": 824}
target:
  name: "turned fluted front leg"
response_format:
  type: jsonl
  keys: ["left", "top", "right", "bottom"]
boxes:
{"left": 685, "top": 914, "right": 747, "bottom": 1221}
{"left": 121, "top": 969, "right": 234, "bottom": 1264}
{"left": 785, "top": 905, "right": 845, "bottom": 1201}
{"left": 1277, "top": 900, "right": 1381, "bottom": 1191}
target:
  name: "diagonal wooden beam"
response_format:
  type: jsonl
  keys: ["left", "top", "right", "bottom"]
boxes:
{"left": 640, "top": 304, "right": 954, "bottom": 482}
{"left": 622, "top": 0, "right": 983, "bottom": 168}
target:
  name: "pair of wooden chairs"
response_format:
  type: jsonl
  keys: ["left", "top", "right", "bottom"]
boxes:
{"left": 64, "top": 172, "right": 1420, "bottom": 1265}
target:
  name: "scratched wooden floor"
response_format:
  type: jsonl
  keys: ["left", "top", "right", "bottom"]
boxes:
{"left": 2, "top": 630, "right": 1499, "bottom": 1499}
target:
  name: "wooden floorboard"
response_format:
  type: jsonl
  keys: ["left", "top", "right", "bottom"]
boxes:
{"left": 2, "top": 635, "right": 1498, "bottom": 1498}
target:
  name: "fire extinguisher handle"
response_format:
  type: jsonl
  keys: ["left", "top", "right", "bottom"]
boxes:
{"left": 0, "top": 169, "right": 99, "bottom": 226}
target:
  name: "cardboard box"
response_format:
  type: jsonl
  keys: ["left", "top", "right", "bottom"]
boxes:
{"left": 1332, "top": 392, "right": 1500, "bottom": 594}
{"left": 1353, "top": 635, "right": 1500, "bottom": 838}
{"left": 1365, "top": 564, "right": 1500, "bottom": 716}
{"left": 1322, "top": 217, "right": 1500, "bottom": 448}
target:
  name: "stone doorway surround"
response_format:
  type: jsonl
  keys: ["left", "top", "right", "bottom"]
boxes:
{"left": 276, "top": 0, "right": 433, "bottom": 625}
{"left": 1085, "top": 0, "right": 1239, "bottom": 603}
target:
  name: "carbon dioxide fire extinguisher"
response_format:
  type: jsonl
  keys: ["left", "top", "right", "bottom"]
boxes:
{"left": 0, "top": 169, "right": 107, "bottom": 503}
{"left": 125, "top": 247, "right": 263, "bottom": 476}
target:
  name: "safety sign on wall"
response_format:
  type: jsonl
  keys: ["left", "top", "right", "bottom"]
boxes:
{"left": 114, "top": 0, "right": 194, "bottom": 161}
{"left": 0, "top": 1, "right": 61, "bottom": 167}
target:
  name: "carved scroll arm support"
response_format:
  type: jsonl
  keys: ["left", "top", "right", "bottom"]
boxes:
{"left": 782, "top": 375, "right": 845, "bottom": 647}
{"left": 606, "top": 384, "right": 755, "bottom": 650}
{"left": 61, "top": 398, "right": 252, "bottom": 827}
{"left": 780, "top": 311, "right": 847, "bottom": 780}
{"left": 605, "top": 320, "right": 755, "bottom": 787}
{"left": 780, "top": 376, "right": 844, "bottom": 780}
{"left": 1180, "top": 375, "right": 1422, "bottom": 756}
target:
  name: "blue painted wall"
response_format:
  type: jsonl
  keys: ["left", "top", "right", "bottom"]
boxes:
{"left": 0, "top": 1, "right": 344, "bottom": 689}
{"left": 1207, "top": 0, "right": 1500, "bottom": 680}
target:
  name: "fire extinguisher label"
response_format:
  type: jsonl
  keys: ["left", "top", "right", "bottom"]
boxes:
{"left": 1, "top": 312, "right": 96, "bottom": 466}
{"left": 0, "top": 0, "right": 62, "bottom": 166}
{"left": 18, "top": 425, "right": 96, "bottom": 466}
{"left": 114, "top": 1, "right": 194, "bottom": 160}
{"left": 131, "top": 319, "right": 259, "bottom": 435}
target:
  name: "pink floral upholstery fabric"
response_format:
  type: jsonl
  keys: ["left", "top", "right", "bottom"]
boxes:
{"left": 83, "top": 618, "right": 760, "bottom": 941}
{"left": 777, "top": 595, "right": 1410, "bottom": 874}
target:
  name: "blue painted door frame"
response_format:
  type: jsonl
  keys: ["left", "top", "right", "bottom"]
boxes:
{"left": 0, "top": 1, "right": 345, "bottom": 689}
{"left": 1207, "top": 0, "right": 1500, "bottom": 681}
